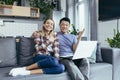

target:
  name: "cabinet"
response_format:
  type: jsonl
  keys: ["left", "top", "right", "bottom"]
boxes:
{"left": 0, "top": 4, "right": 40, "bottom": 18}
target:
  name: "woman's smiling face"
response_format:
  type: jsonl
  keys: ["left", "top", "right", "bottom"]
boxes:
{"left": 43, "top": 19, "right": 54, "bottom": 32}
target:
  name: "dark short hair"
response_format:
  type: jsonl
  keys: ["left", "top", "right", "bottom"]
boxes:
{"left": 59, "top": 17, "right": 70, "bottom": 24}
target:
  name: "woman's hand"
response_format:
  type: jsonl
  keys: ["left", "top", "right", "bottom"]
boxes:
{"left": 55, "top": 53, "right": 60, "bottom": 60}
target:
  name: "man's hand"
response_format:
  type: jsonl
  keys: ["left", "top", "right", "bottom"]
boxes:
{"left": 73, "top": 28, "right": 85, "bottom": 51}
{"left": 77, "top": 28, "right": 85, "bottom": 40}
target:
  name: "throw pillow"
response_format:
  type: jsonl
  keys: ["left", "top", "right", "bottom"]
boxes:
{"left": 17, "top": 37, "right": 35, "bottom": 66}
{"left": 0, "top": 37, "right": 17, "bottom": 67}
{"left": 87, "top": 45, "right": 97, "bottom": 64}
{"left": 96, "top": 42, "right": 103, "bottom": 62}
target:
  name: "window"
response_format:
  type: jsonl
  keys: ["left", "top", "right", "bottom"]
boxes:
{"left": 75, "top": 0, "right": 89, "bottom": 39}
{"left": 78, "top": 2, "right": 85, "bottom": 30}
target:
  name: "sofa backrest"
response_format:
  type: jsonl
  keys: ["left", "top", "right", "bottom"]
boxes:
{"left": 0, "top": 37, "right": 17, "bottom": 68}
{"left": 0, "top": 37, "right": 103, "bottom": 68}
{"left": 16, "top": 37, "right": 35, "bottom": 66}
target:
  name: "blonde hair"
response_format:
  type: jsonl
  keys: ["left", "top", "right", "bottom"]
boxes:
{"left": 41, "top": 18, "right": 55, "bottom": 37}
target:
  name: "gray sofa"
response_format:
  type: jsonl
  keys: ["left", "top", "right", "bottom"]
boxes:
{"left": 0, "top": 37, "right": 120, "bottom": 80}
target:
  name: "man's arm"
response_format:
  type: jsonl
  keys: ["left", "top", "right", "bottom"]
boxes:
{"left": 73, "top": 28, "right": 85, "bottom": 51}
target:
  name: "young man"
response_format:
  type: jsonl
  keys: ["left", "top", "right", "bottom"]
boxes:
{"left": 58, "top": 17, "right": 90, "bottom": 80}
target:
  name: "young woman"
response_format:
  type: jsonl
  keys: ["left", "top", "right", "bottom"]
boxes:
{"left": 9, "top": 19, "right": 65, "bottom": 77}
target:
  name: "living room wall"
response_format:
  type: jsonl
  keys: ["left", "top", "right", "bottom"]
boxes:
{"left": 0, "top": 0, "right": 66, "bottom": 31}
{"left": 98, "top": 19, "right": 120, "bottom": 47}
{"left": 0, "top": 0, "right": 67, "bottom": 37}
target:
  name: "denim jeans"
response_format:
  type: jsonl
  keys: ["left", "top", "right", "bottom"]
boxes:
{"left": 34, "top": 54, "right": 65, "bottom": 74}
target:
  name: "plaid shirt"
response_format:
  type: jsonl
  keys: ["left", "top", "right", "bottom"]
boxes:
{"left": 34, "top": 31, "right": 59, "bottom": 58}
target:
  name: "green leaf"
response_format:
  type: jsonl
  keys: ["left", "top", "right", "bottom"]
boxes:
{"left": 107, "top": 29, "right": 120, "bottom": 48}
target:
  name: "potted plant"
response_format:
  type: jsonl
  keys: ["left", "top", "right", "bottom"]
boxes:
{"left": 69, "top": 24, "right": 79, "bottom": 35}
{"left": 29, "top": 0, "right": 55, "bottom": 19}
{"left": 0, "top": 0, "right": 17, "bottom": 5}
{"left": 0, "top": 0, "right": 5, "bottom": 4}
{"left": 107, "top": 29, "right": 120, "bottom": 48}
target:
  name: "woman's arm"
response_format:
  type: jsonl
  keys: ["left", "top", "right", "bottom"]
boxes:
{"left": 53, "top": 32, "right": 60, "bottom": 59}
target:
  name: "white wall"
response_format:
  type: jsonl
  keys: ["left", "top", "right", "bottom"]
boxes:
{"left": 0, "top": 22, "right": 38, "bottom": 37}
{"left": 98, "top": 19, "right": 119, "bottom": 47}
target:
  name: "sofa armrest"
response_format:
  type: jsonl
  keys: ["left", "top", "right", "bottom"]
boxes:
{"left": 101, "top": 47, "right": 120, "bottom": 80}
{"left": 112, "top": 48, "right": 120, "bottom": 80}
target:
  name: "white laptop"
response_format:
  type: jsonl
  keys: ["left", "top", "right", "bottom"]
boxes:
{"left": 72, "top": 41, "right": 97, "bottom": 60}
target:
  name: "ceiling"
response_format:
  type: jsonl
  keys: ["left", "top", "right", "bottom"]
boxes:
{"left": 99, "top": 0, "right": 120, "bottom": 21}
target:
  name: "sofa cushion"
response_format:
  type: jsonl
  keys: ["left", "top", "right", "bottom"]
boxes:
{"left": 96, "top": 43, "right": 103, "bottom": 62}
{"left": 0, "top": 67, "right": 26, "bottom": 80}
{"left": 17, "top": 37, "right": 35, "bottom": 66}
{"left": 88, "top": 42, "right": 103, "bottom": 63}
{"left": 0, "top": 37, "right": 17, "bottom": 67}
{"left": 87, "top": 44, "right": 97, "bottom": 64}
{"left": 90, "top": 63, "right": 112, "bottom": 80}
{"left": 0, "top": 67, "right": 70, "bottom": 80}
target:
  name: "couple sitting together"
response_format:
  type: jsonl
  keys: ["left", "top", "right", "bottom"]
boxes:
{"left": 9, "top": 17, "right": 90, "bottom": 80}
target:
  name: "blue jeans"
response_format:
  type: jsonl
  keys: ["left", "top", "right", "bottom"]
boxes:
{"left": 34, "top": 54, "right": 65, "bottom": 74}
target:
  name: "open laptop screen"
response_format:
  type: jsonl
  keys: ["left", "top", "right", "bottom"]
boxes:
{"left": 72, "top": 41, "right": 97, "bottom": 60}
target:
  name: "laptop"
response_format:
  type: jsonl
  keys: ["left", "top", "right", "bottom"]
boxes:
{"left": 72, "top": 41, "right": 97, "bottom": 60}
